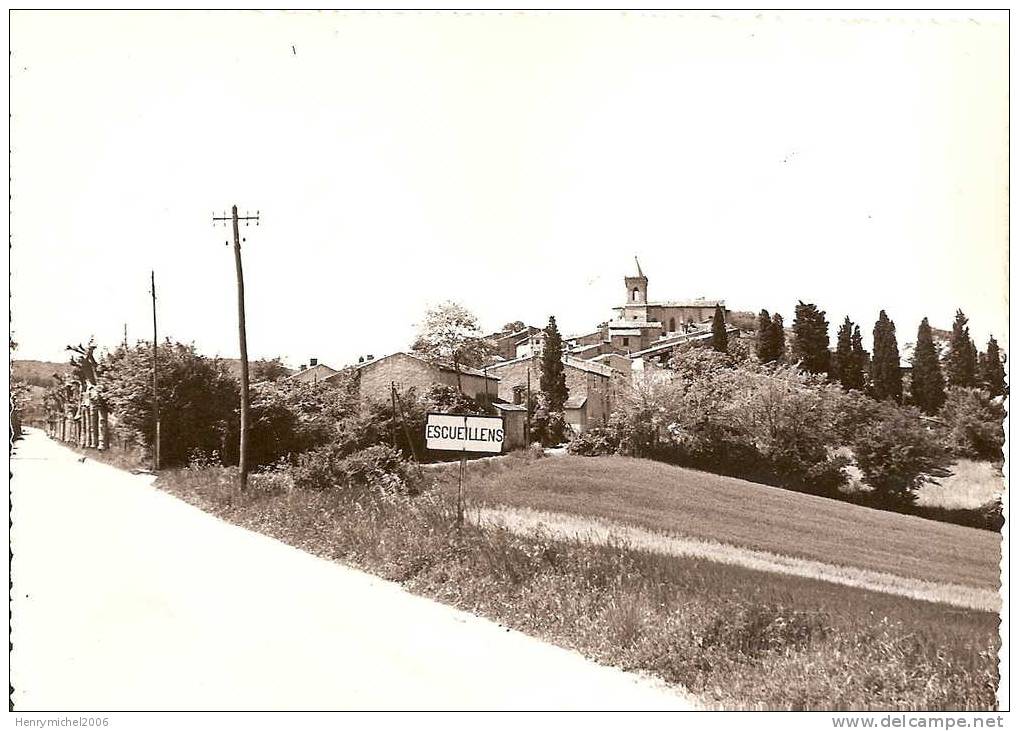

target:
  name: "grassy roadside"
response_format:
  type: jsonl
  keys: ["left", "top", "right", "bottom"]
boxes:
{"left": 152, "top": 458, "right": 999, "bottom": 711}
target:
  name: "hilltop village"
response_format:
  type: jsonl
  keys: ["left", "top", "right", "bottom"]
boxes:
{"left": 288, "top": 259, "right": 739, "bottom": 444}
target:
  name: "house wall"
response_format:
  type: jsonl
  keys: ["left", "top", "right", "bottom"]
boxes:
{"left": 487, "top": 357, "right": 613, "bottom": 431}
{"left": 649, "top": 306, "right": 723, "bottom": 329}
{"left": 495, "top": 409, "right": 527, "bottom": 449}
{"left": 353, "top": 354, "right": 497, "bottom": 403}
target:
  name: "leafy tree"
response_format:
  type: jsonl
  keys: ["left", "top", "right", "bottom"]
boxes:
{"left": 791, "top": 302, "right": 829, "bottom": 374}
{"left": 944, "top": 310, "right": 978, "bottom": 388}
{"left": 411, "top": 301, "right": 492, "bottom": 394}
{"left": 711, "top": 304, "right": 728, "bottom": 353}
{"left": 538, "top": 316, "right": 569, "bottom": 444}
{"left": 910, "top": 317, "right": 946, "bottom": 415}
{"left": 251, "top": 357, "right": 290, "bottom": 383}
{"left": 101, "top": 341, "right": 239, "bottom": 467}
{"left": 979, "top": 336, "right": 1006, "bottom": 397}
{"left": 502, "top": 320, "right": 526, "bottom": 334}
{"left": 870, "top": 310, "right": 902, "bottom": 403}
{"left": 940, "top": 387, "right": 1005, "bottom": 461}
{"left": 849, "top": 400, "right": 950, "bottom": 507}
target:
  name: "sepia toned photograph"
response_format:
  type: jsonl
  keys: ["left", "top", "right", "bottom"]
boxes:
{"left": 8, "top": 9, "right": 1009, "bottom": 721}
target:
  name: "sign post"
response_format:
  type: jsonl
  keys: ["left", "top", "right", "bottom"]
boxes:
{"left": 425, "top": 413, "right": 505, "bottom": 527}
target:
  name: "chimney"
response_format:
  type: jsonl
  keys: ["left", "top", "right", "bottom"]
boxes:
{"left": 367, "top": 354, "right": 374, "bottom": 361}
{"left": 299, "top": 364, "right": 307, "bottom": 371}
{"left": 309, "top": 357, "right": 318, "bottom": 367}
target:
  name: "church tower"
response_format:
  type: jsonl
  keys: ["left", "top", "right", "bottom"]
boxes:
{"left": 624, "top": 256, "right": 648, "bottom": 304}
{"left": 622, "top": 257, "right": 649, "bottom": 320}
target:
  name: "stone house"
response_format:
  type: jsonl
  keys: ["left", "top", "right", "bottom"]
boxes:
{"left": 485, "top": 354, "right": 619, "bottom": 434}
{"left": 288, "top": 359, "right": 339, "bottom": 384}
{"left": 327, "top": 351, "right": 500, "bottom": 404}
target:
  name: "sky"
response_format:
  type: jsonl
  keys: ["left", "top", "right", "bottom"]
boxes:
{"left": 10, "top": 11, "right": 1009, "bottom": 369}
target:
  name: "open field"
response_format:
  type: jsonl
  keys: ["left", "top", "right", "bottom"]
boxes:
{"left": 916, "top": 460, "right": 1005, "bottom": 510}
{"left": 446, "top": 455, "right": 1000, "bottom": 590}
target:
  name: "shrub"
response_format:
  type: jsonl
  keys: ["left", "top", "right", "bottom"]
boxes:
{"left": 101, "top": 342, "right": 239, "bottom": 467}
{"left": 291, "top": 443, "right": 421, "bottom": 498}
{"left": 567, "top": 425, "right": 620, "bottom": 456}
{"left": 939, "top": 388, "right": 1005, "bottom": 461}
{"left": 850, "top": 401, "right": 951, "bottom": 507}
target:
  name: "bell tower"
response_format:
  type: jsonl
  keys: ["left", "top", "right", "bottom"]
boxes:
{"left": 622, "top": 256, "right": 649, "bottom": 321}
{"left": 624, "top": 257, "right": 648, "bottom": 303}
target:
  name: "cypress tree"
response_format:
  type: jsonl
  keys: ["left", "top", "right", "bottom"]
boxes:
{"left": 870, "top": 310, "right": 902, "bottom": 402}
{"left": 711, "top": 304, "right": 728, "bottom": 353}
{"left": 791, "top": 301, "right": 830, "bottom": 374}
{"left": 832, "top": 317, "right": 853, "bottom": 389}
{"left": 944, "top": 309, "right": 978, "bottom": 388}
{"left": 910, "top": 317, "right": 945, "bottom": 414}
{"left": 755, "top": 309, "right": 773, "bottom": 362}
{"left": 539, "top": 315, "right": 569, "bottom": 413}
{"left": 847, "top": 324, "right": 867, "bottom": 391}
{"left": 981, "top": 336, "right": 1006, "bottom": 397}
{"left": 771, "top": 312, "right": 786, "bottom": 363}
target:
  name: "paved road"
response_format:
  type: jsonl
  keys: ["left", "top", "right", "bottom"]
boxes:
{"left": 10, "top": 430, "right": 696, "bottom": 711}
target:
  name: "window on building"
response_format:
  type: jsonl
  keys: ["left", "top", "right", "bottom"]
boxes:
{"left": 632, "top": 288, "right": 640, "bottom": 302}
{"left": 669, "top": 317, "right": 675, "bottom": 332}
{"left": 622, "top": 337, "right": 629, "bottom": 346}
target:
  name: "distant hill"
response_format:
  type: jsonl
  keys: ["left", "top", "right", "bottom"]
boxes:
{"left": 12, "top": 360, "right": 70, "bottom": 387}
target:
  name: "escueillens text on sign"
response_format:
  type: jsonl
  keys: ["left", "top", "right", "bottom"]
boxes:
{"left": 425, "top": 413, "right": 505, "bottom": 454}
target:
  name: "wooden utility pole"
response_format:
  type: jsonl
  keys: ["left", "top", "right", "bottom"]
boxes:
{"left": 213, "top": 205, "right": 260, "bottom": 491}
{"left": 151, "top": 271, "right": 160, "bottom": 471}
{"left": 526, "top": 368, "right": 532, "bottom": 445}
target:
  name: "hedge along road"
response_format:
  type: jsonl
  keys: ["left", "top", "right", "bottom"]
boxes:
{"left": 10, "top": 429, "right": 696, "bottom": 711}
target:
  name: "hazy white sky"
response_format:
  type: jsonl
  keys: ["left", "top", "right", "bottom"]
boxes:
{"left": 10, "top": 11, "right": 1008, "bottom": 368}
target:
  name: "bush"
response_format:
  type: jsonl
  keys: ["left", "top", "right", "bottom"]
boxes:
{"left": 291, "top": 443, "right": 421, "bottom": 498}
{"left": 567, "top": 425, "right": 621, "bottom": 456}
{"left": 101, "top": 342, "right": 239, "bottom": 467}
{"left": 850, "top": 401, "right": 951, "bottom": 507}
{"left": 939, "top": 388, "right": 1005, "bottom": 461}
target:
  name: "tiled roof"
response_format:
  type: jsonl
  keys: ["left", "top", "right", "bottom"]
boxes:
{"left": 337, "top": 352, "right": 499, "bottom": 380}
{"left": 485, "top": 353, "right": 615, "bottom": 378}
{"left": 564, "top": 395, "right": 588, "bottom": 409}
{"left": 564, "top": 356, "right": 615, "bottom": 377}
{"left": 629, "top": 327, "right": 739, "bottom": 358}
{"left": 492, "top": 402, "right": 528, "bottom": 412}
{"left": 287, "top": 363, "right": 338, "bottom": 381}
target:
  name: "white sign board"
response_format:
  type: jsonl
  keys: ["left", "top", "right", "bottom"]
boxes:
{"left": 425, "top": 413, "right": 505, "bottom": 454}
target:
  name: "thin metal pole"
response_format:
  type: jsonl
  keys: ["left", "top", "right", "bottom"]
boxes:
{"left": 231, "top": 205, "right": 250, "bottom": 492}
{"left": 151, "top": 271, "right": 160, "bottom": 471}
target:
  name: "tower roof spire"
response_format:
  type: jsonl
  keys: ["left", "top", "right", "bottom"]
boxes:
{"left": 634, "top": 256, "right": 644, "bottom": 278}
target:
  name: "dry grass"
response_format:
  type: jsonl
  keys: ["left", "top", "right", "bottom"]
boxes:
{"left": 447, "top": 455, "right": 1000, "bottom": 590}
{"left": 916, "top": 460, "right": 1004, "bottom": 510}
{"left": 66, "top": 442, "right": 149, "bottom": 473}
{"left": 153, "top": 464, "right": 1000, "bottom": 711}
